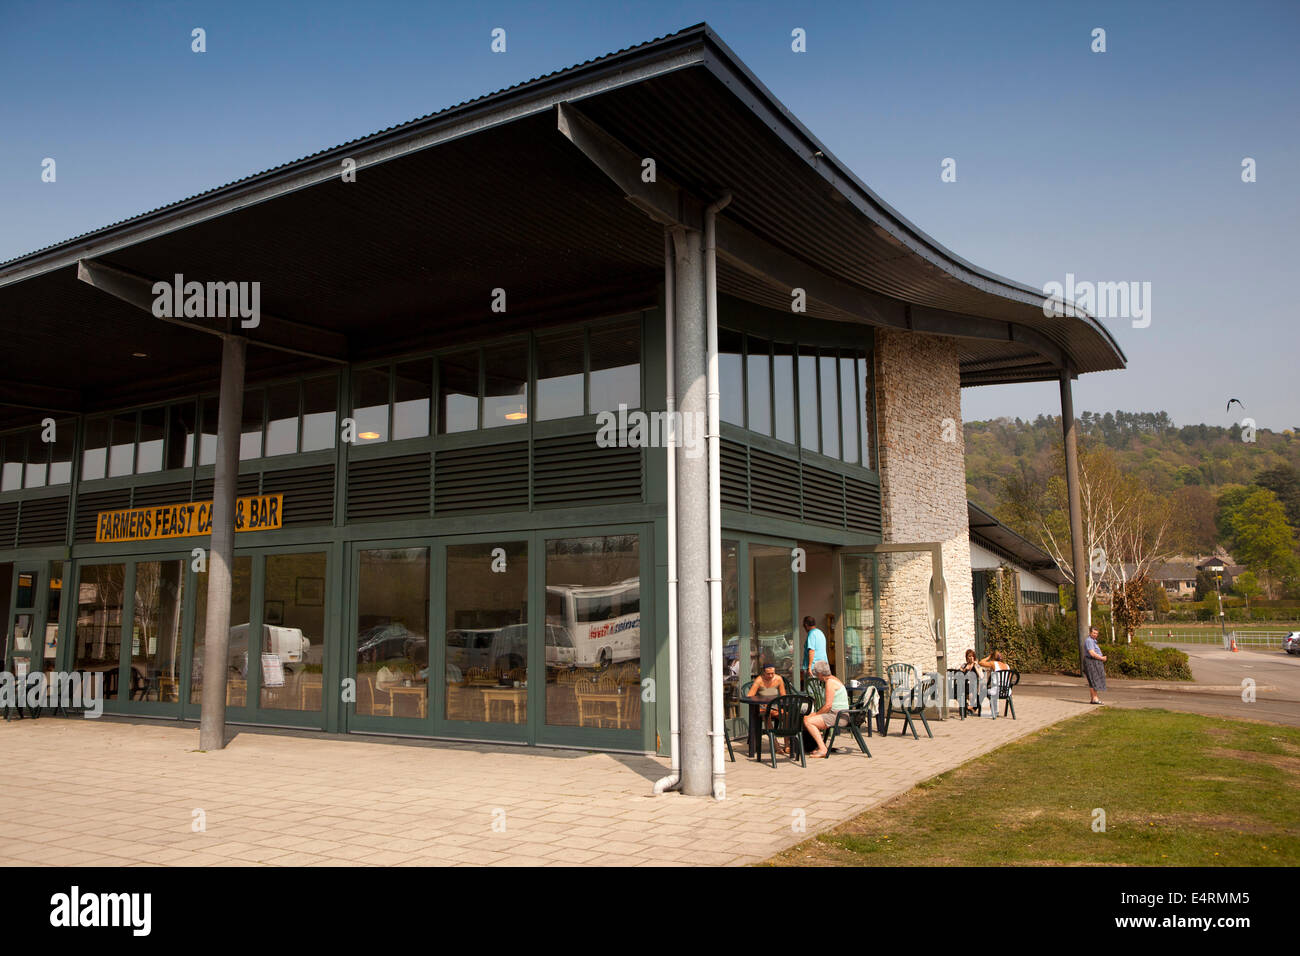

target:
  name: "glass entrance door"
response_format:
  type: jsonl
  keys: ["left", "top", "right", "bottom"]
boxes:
{"left": 349, "top": 545, "right": 431, "bottom": 733}
{"left": 5, "top": 566, "right": 41, "bottom": 687}
{"left": 838, "top": 552, "right": 880, "bottom": 678}
{"left": 437, "top": 538, "right": 529, "bottom": 742}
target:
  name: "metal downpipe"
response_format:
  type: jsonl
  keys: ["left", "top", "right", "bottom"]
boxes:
{"left": 653, "top": 231, "right": 682, "bottom": 795}
{"left": 705, "top": 193, "right": 732, "bottom": 800}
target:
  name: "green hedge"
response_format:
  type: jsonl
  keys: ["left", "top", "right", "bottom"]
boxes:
{"left": 1102, "top": 642, "right": 1193, "bottom": 681}
{"left": 1009, "top": 615, "right": 1192, "bottom": 681}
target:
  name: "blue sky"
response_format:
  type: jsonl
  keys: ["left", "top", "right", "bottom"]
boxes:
{"left": 2, "top": 0, "right": 1296, "bottom": 429}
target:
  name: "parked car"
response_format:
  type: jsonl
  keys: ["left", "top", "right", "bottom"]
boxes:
{"left": 356, "top": 623, "right": 426, "bottom": 664}
{"left": 1284, "top": 632, "right": 1300, "bottom": 655}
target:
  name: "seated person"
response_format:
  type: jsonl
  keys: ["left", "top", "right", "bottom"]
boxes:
{"left": 977, "top": 649, "right": 1009, "bottom": 673}
{"left": 957, "top": 648, "right": 982, "bottom": 714}
{"left": 375, "top": 660, "right": 412, "bottom": 689}
{"left": 747, "top": 663, "right": 789, "bottom": 753}
{"left": 804, "top": 660, "right": 849, "bottom": 758}
{"left": 976, "top": 650, "right": 1011, "bottom": 707}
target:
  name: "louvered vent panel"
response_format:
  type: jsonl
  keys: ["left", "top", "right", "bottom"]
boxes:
{"left": 75, "top": 489, "right": 132, "bottom": 541}
{"left": 18, "top": 496, "right": 69, "bottom": 546}
{"left": 532, "top": 434, "right": 641, "bottom": 508}
{"left": 845, "top": 475, "right": 882, "bottom": 534}
{"left": 801, "top": 464, "right": 846, "bottom": 528}
{"left": 263, "top": 464, "right": 335, "bottom": 526}
{"left": 0, "top": 502, "right": 18, "bottom": 548}
{"left": 748, "top": 448, "right": 800, "bottom": 519}
{"left": 131, "top": 481, "right": 191, "bottom": 508}
{"left": 347, "top": 454, "right": 430, "bottom": 522}
{"left": 719, "top": 440, "right": 748, "bottom": 510}
{"left": 434, "top": 443, "right": 528, "bottom": 515}
{"left": 193, "top": 474, "right": 262, "bottom": 502}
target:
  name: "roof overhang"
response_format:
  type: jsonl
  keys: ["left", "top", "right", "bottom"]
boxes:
{"left": 967, "top": 501, "right": 1066, "bottom": 586}
{"left": 0, "top": 23, "right": 1125, "bottom": 430}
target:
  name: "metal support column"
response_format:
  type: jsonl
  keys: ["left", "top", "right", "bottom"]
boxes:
{"left": 672, "top": 226, "right": 711, "bottom": 796}
{"left": 198, "top": 334, "right": 247, "bottom": 751}
{"left": 1059, "top": 370, "right": 1090, "bottom": 664}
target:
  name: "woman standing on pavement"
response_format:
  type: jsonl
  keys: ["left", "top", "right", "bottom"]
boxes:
{"left": 1083, "top": 624, "right": 1107, "bottom": 704}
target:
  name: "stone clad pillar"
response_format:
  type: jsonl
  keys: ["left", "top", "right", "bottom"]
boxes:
{"left": 873, "top": 331, "right": 976, "bottom": 678}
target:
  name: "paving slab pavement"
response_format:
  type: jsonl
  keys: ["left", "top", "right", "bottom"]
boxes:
{"left": 0, "top": 695, "right": 1088, "bottom": 867}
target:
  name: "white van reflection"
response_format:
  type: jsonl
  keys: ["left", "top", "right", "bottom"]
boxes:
{"left": 227, "top": 623, "right": 311, "bottom": 676}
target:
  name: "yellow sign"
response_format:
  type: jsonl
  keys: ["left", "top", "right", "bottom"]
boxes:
{"left": 95, "top": 494, "right": 283, "bottom": 544}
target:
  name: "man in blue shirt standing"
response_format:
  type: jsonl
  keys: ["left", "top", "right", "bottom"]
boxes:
{"left": 803, "top": 615, "right": 828, "bottom": 678}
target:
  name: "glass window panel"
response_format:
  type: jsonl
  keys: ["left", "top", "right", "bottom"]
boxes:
{"left": 356, "top": 548, "right": 429, "bottom": 718}
{"left": 240, "top": 388, "right": 264, "bottom": 460}
{"left": 819, "top": 354, "right": 840, "bottom": 459}
{"left": 198, "top": 397, "right": 218, "bottom": 466}
{"left": 841, "top": 554, "right": 877, "bottom": 678}
{"left": 23, "top": 427, "right": 47, "bottom": 488}
{"left": 109, "top": 413, "right": 136, "bottom": 477}
{"left": 130, "top": 560, "right": 186, "bottom": 702}
{"left": 165, "top": 402, "right": 197, "bottom": 470}
{"left": 722, "top": 541, "right": 742, "bottom": 713}
{"left": 483, "top": 341, "right": 528, "bottom": 428}
{"left": 798, "top": 349, "right": 819, "bottom": 452}
{"left": 750, "top": 544, "right": 795, "bottom": 686}
{"left": 746, "top": 339, "right": 771, "bottom": 435}
{"left": 191, "top": 555, "right": 253, "bottom": 706}
{"left": 545, "top": 534, "right": 640, "bottom": 729}
{"left": 840, "top": 355, "right": 859, "bottom": 464}
{"left": 301, "top": 376, "right": 337, "bottom": 452}
{"left": 349, "top": 368, "right": 388, "bottom": 445}
{"left": 265, "top": 382, "right": 300, "bottom": 457}
{"left": 719, "top": 328, "right": 744, "bottom": 426}
{"left": 859, "top": 354, "right": 873, "bottom": 470}
{"left": 1, "top": 436, "right": 21, "bottom": 492}
{"left": 82, "top": 418, "right": 109, "bottom": 481}
{"left": 16, "top": 571, "right": 37, "bottom": 607}
{"left": 260, "top": 552, "right": 328, "bottom": 711}
{"left": 773, "top": 343, "right": 795, "bottom": 444}
{"left": 444, "top": 542, "right": 528, "bottom": 724}
{"left": 769, "top": 343, "right": 790, "bottom": 444}
{"left": 136, "top": 407, "right": 165, "bottom": 474}
{"left": 393, "top": 360, "right": 431, "bottom": 440}
{"left": 588, "top": 317, "right": 640, "bottom": 413}
{"left": 43, "top": 562, "right": 63, "bottom": 674}
{"left": 49, "top": 421, "right": 73, "bottom": 484}
{"left": 536, "top": 328, "right": 585, "bottom": 421}
{"left": 74, "top": 563, "right": 127, "bottom": 702}
{"left": 438, "top": 351, "right": 478, "bottom": 434}
{"left": 11, "top": 613, "right": 34, "bottom": 657}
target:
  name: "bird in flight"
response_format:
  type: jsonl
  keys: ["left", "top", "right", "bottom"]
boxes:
{"left": 1226, "top": 398, "right": 1244, "bottom": 412}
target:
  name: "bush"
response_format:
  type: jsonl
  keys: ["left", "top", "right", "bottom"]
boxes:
{"left": 1009, "top": 615, "right": 1193, "bottom": 681}
{"left": 1102, "top": 642, "right": 1192, "bottom": 681}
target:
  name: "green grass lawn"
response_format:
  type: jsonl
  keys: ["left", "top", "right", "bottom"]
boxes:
{"left": 764, "top": 708, "right": 1300, "bottom": 866}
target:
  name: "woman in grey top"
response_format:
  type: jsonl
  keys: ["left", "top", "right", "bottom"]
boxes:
{"left": 805, "top": 660, "right": 849, "bottom": 758}
{"left": 1082, "top": 624, "right": 1107, "bottom": 704}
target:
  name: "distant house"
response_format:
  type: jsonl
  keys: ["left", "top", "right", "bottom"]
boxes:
{"left": 1151, "top": 563, "right": 1198, "bottom": 600}
{"left": 1095, "top": 561, "right": 1197, "bottom": 601}
{"left": 967, "top": 503, "right": 1065, "bottom": 656}
{"left": 1195, "top": 556, "right": 1246, "bottom": 590}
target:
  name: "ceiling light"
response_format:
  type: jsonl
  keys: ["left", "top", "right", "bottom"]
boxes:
{"left": 359, "top": 431, "right": 380, "bottom": 440}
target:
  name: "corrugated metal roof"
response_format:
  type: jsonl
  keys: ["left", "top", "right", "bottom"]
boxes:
{"left": 0, "top": 25, "right": 706, "bottom": 268}
{"left": 0, "top": 21, "right": 1125, "bottom": 412}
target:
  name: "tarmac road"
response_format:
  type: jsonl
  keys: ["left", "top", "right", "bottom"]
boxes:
{"left": 1015, "top": 643, "right": 1300, "bottom": 727}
